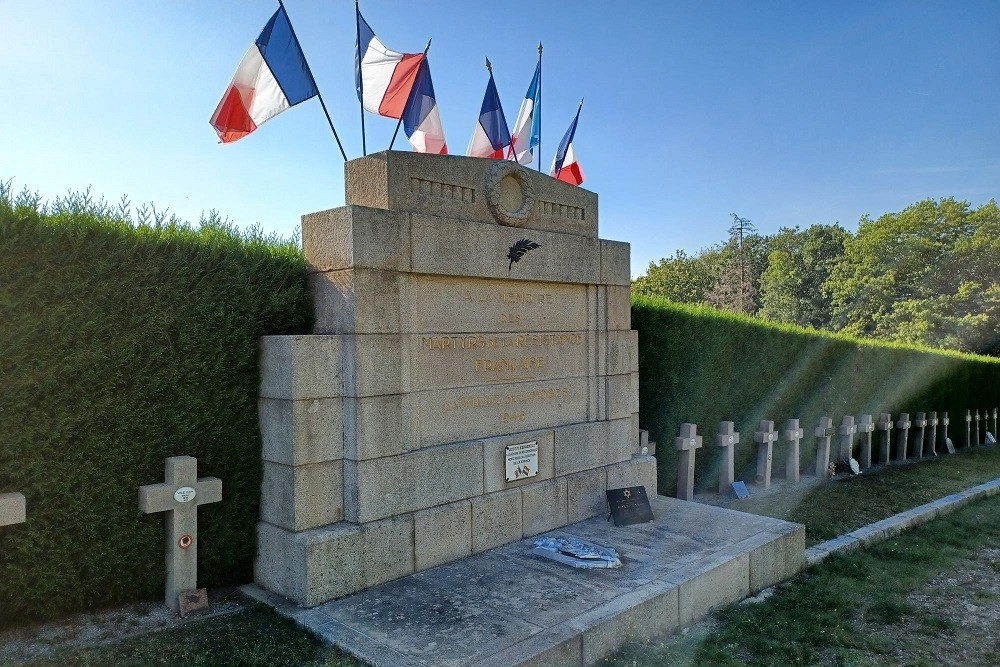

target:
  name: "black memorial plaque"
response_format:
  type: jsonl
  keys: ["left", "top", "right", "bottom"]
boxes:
{"left": 606, "top": 486, "right": 654, "bottom": 526}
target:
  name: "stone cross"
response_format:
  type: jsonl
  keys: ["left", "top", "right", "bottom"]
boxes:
{"left": 754, "top": 420, "right": 778, "bottom": 489}
{"left": 942, "top": 412, "right": 955, "bottom": 454}
{"left": 895, "top": 413, "right": 911, "bottom": 462}
{"left": 139, "top": 456, "right": 222, "bottom": 613}
{"left": 876, "top": 413, "right": 894, "bottom": 465}
{"left": 913, "top": 412, "right": 927, "bottom": 459}
{"left": 674, "top": 423, "right": 702, "bottom": 501}
{"left": 965, "top": 410, "right": 973, "bottom": 448}
{"left": 716, "top": 421, "right": 739, "bottom": 494}
{"left": 928, "top": 412, "right": 939, "bottom": 456}
{"left": 0, "top": 492, "right": 26, "bottom": 528}
{"left": 784, "top": 419, "right": 804, "bottom": 483}
{"left": 993, "top": 408, "right": 998, "bottom": 440}
{"left": 815, "top": 417, "right": 834, "bottom": 478}
{"left": 857, "top": 415, "right": 875, "bottom": 469}
{"left": 837, "top": 415, "right": 856, "bottom": 463}
{"left": 974, "top": 409, "right": 981, "bottom": 447}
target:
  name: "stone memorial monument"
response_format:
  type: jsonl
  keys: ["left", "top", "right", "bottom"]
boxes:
{"left": 716, "top": 421, "right": 738, "bottom": 494}
{"left": 675, "top": 423, "right": 702, "bottom": 501}
{"left": 254, "top": 153, "right": 650, "bottom": 607}
{"left": 138, "top": 456, "right": 222, "bottom": 612}
{"left": 928, "top": 412, "right": 939, "bottom": 456}
{"left": 836, "top": 415, "right": 856, "bottom": 463}
{"left": 876, "top": 413, "right": 893, "bottom": 464}
{"left": 0, "top": 492, "right": 26, "bottom": 528}
{"left": 814, "top": 417, "right": 834, "bottom": 477}
{"left": 857, "top": 414, "right": 874, "bottom": 468}
{"left": 784, "top": 418, "right": 804, "bottom": 483}
{"left": 913, "top": 412, "right": 927, "bottom": 459}
{"left": 754, "top": 420, "right": 777, "bottom": 489}
{"left": 895, "top": 413, "right": 911, "bottom": 462}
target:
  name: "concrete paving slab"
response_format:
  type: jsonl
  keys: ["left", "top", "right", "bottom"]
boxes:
{"left": 248, "top": 495, "right": 802, "bottom": 667}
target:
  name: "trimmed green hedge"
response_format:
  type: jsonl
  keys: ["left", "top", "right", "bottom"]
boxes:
{"left": 0, "top": 186, "right": 312, "bottom": 626}
{"left": 632, "top": 295, "right": 1000, "bottom": 496}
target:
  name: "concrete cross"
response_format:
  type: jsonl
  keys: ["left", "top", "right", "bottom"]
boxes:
{"left": 857, "top": 414, "right": 875, "bottom": 469}
{"left": 927, "top": 412, "right": 939, "bottom": 456}
{"left": 876, "top": 413, "right": 894, "bottom": 465}
{"left": 913, "top": 413, "right": 927, "bottom": 459}
{"left": 674, "top": 423, "right": 702, "bottom": 501}
{"left": 942, "top": 412, "right": 955, "bottom": 454}
{"left": 837, "top": 415, "right": 857, "bottom": 463}
{"left": 814, "top": 417, "right": 834, "bottom": 478}
{"left": 716, "top": 421, "right": 739, "bottom": 494}
{"left": 784, "top": 419, "right": 804, "bottom": 483}
{"left": 974, "top": 409, "right": 982, "bottom": 447}
{"left": 139, "top": 456, "right": 222, "bottom": 613}
{"left": 0, "top": 492, "right": 26, "bottom": 528}
{"left": 965, "top": 410, "right": 973, "bottom": 448}
{"left": 895, "top": 413, "right": 911, "bottom": 462}
{"left": 993, "top": 408, "right": 998, "bottom": 441}
{"left": 754, "top": 420, "right": 778, "bottom": 489}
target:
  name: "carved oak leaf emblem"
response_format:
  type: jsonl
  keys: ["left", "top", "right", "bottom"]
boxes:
{"left": 507, "top": 238, "right": 541, "bottom": 271}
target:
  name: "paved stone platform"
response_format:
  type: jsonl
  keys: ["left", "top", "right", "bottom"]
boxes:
{"left": 243, "top": 495, "right": 804, "bottom": 667}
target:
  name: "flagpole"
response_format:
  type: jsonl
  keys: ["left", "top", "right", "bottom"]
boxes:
{"left": 389, "top": 39, "right": 432, "bottom": 150}
{"left": 356, "top": 0, "right": 367, "bottom": 156}
{"left": 278, "top": 0, "right": 348, "bottom": 161}
{"left": 536, "top": 42, "right": 543, "bottom": 173}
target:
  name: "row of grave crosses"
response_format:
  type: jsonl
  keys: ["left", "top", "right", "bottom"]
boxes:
{"left": 1, "top": 455, "right": 220, "bottom": 615}
{"left": 673, "top": 408, "right": 999, "bottom": 501}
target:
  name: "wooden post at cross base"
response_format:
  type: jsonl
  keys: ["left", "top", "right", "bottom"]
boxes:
{"left": 913, "top": 413, "right": 927, "bottom": 459}
{"left": 942, "top": 412, "right": 955, "bottom": 454}
{"left": 784, "top": 419, "right": 804, "bottom": 483}
{"left": 814, "top": 417, "right": 834, "bottom": 478}
{"left": 754, "top": 420, "right": 778, "bottom": 489}
{"left": 716, "top": 421, "right": 739, "bottom": 494}
{"left": 876, "top": 413, "right": 894, "bottom": 465}
{"left": 927, "top": 412, "right": 939, "bottom": 456}
{"left": 0, "top": 492, "right": 27, "bottom": 528}
{"left": 895, "top": 413, "right": 912, "bottom": 462}
{"left": 674, "top": 423, "right": 703, "bottom": 501}
{"left": 965, "top": 410, "right": 973, "bottom": 448}
{"left": 856, "top": 415, "right": 875, "bottom": 469}
{"left": 139, "top": 456, "right": 222, "bottom": 613}
{"left": 836, "top": 415, "right": 857, "bottom": 463}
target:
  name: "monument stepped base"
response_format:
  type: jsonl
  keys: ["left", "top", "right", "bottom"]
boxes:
{"left": 243, "top": 496, "right": 804, "bottom": 667}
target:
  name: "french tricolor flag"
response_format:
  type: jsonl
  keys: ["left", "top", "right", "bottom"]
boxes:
{"left": 467, "top": 65, "right": 510, "bottom": 159}
{"left": 509, "top": 62, "right": 540, "bottom": 165}
{"left": 356, "top": 9, "right": 424, "bottom": 119}
{"left": 403, "top": 58, "right": 448, "bottom": 154}
{"left": 550, "top": 102, "right": 584, "bottom": 186}
{"left": 210, "top": 6, "right": 318, "bottom": 144}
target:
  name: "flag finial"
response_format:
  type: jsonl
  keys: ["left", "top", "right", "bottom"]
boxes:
{"left": 485, "top": 57, "right": 492, "bottom": 73}
{"left": 538, "top": 42, "right": 543, "bottom": 55}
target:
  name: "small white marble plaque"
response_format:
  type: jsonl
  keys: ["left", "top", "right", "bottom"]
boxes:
{"left": 505, "top": 441, "right": 539, "bottom": 482}
{"left": 174, "top": 487, "right": 197, "bottom": 503}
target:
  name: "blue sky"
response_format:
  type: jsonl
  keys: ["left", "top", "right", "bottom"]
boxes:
{"left": 2, "top": 1, "right": 998, "bottom": 277}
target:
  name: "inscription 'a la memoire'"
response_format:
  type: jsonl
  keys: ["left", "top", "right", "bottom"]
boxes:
{"left": 422, "top": 333, "right": 582, "bottom": 352}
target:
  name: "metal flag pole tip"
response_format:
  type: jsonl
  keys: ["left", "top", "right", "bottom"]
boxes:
{"left": 486, "top": 57, "right": 492, "bottom": 72}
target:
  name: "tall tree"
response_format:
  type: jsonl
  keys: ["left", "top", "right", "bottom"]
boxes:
{"left": 631, "top": 249, "right": 720, "bottom": 303}
{"left": 706, "top": 214, "right": 760, "bottom": 315}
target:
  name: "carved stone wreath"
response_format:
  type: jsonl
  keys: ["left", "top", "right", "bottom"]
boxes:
{"left": 485, "top": 161, "right": 536, "bottom": 227}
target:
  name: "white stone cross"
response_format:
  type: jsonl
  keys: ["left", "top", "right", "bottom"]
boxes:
{"left": 974, "top": 409, "right": 982, "bottom": 447}
{"left": 754, "top": 420, "right": 777, "bottom": 489}
{"left": 139, "top": 456, "right": 222, "bottom": 613}
{"left": 674, "top": 423, "right": 702, "bottom": 501}
{"left": 927, "top": 412, "right": 939, "bottom": 456}
{"left": 0, "top": 492, "right": 26, "bottom": 528}
{"left": 895, "top": 413, "right": 911, "bottom": 462}
{"left": 992, "top": 408, "right": 998, "bottom": 440}
{"left": 942, "top": 412, "right": 955, "bottom": 454}
{"left": 837, "top": 415, "right": 857, "bottom": 463}
{"left": 876, "top": 413, "right": 894, "bottom": 465}
{"left": 857, "top": 415, "right": 875, "bottom": 469}
{"left": 913, "top": 413, "right": 927, "bottom": 459}
{"left": 716, "top": 421, "right": 739, "bottom": 494}
{"left": 965, "top": 410, "right": 973, "bottom": 448}
{"left": 815, "top": 417, "right": 834, "bottom": 478}
{"left": 784, "top": 419, "right": 804, "bottom": 483}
